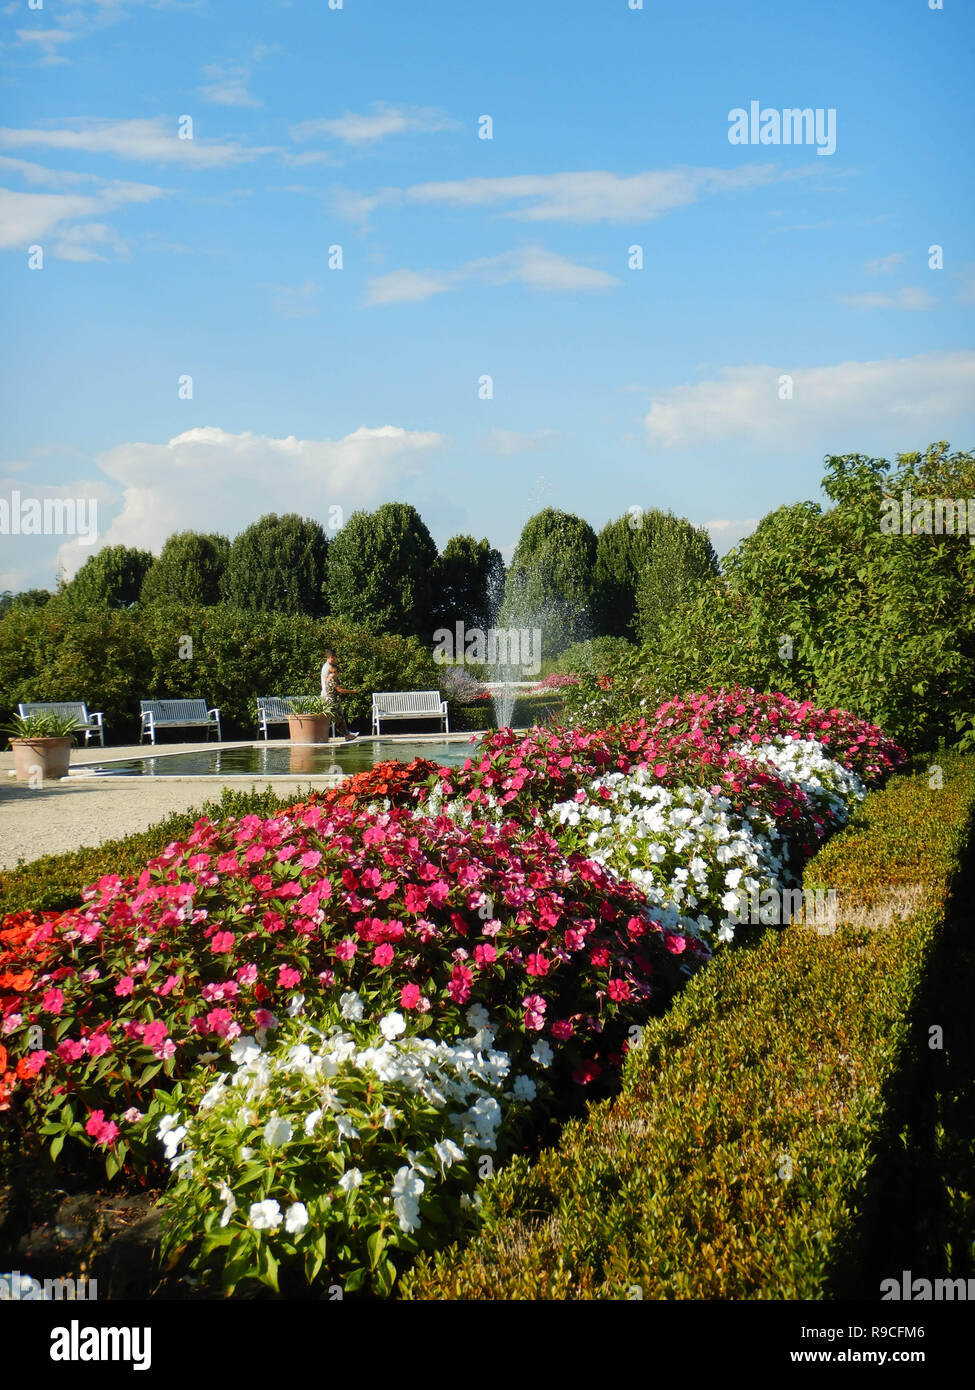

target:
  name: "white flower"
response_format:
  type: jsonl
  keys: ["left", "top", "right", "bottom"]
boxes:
{"left": 216, "top": 1180, "right": 236, "bottom": 1228}
{"left": 229, "top": 1035, "right": 262, "bottom": 1065}
{"left": 284, "top": 1201, "right": 309, "bottom": 1235}
{"left": 248, "top": 1199, "right": 282, "bottom": 1231}
{"left": 379, "top": 1011, "right": 407, "bottom": 1040}
{"left": 199, "top": 1076, "right": 228, "bottom": 1112}
{"left": 434, "top": 1138, "right": 465, "bottom": 1168}
{"left": 156, "top": 1114, "right": 180, "bottom": 1140}
{"left": 239, "top": 1146, "right": 254, "bottom": 1161}
{"left": 338, "top": 1168, "right": 363, "bottom": 1192}
{"left": 339, "top": 991, "right": 364, "bottom": 1022}
{"left": 530, "top": 1039, "right": 553, "bottom": 1068}
{"left": 303, "top": 1108, "right": 323, "bottom": 1136}
{"left": 335, "top": 1114, "right": 359, "bottom": 1141}
{"left": 513, "top": 1075, "right": 537, "bottom": 1102}
{"left": 262, "top": 1115, "right": 293, "bottom": 1147}
{"left": 287, "top": 993, "right": 305, "bottom": 1018}
{"left": 465, "top": 1003, "right": 491, "bottom": 1031}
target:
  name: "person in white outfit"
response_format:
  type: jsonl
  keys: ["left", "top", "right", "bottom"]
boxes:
{"left": 321, "top": 651, "right": 358, "bottom": 740}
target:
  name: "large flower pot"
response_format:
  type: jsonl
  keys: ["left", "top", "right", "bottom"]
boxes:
{"left": 11, "top": 736, "right": 72, "bottom": 783}
{"left": 288, "top": 714, "right": 331, "bottom": 745}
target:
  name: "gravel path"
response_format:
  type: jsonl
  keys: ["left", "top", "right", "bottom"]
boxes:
{"left": 0, "top": 778, "right": 329, "bottom": 869}
{"left": 0, "top": 743, "right": 333, "bottom": 869}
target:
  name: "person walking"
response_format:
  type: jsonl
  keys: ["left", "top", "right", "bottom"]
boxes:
{"left": 321, "top": 651, "right": 359, "bottom": 741}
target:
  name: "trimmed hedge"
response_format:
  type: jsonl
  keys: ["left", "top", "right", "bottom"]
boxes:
{"left": 400, "top": 753, "right": 975, "bottom": 1299}
{"left": 0, "top": 786, "right": 314, "bottom": 916}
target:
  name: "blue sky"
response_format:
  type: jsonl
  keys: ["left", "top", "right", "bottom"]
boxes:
{"left": 1, "top": 0, "right": 973, "bottom": 591}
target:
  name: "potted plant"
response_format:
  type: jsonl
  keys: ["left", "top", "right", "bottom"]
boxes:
{"left": 4, "top": 710, "right": 80, "bottom": 783}
{"left": 287, "top": 696, "right": 332, "bottom": 745}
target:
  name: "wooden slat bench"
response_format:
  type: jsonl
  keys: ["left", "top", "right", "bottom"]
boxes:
{"left": 18, "top": 700, "right": 105, "bottom": 747}
{"left": 256, "top": 696, "right": 334, "bottom": 741}
{"left": 140, "top": 699, "right": 221, "bottom": 745}
{"left": 371, "top": 690, "right": 448, "bottom": 736}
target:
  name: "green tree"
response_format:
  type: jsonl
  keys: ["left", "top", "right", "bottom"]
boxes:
{"left": 224, "top": 514, "right": 329, "bottom": 617}
{"left": 140, "top": 531, "right": 230, "bottom": 607}
{"left": 0, "top": 588, "right": 53, "bottom": 617}
{"left": 633, "top": 512, "right": 719, "bottom": 647}
{"left": 499, "top": 508, "right": 598, "bottom": 656}
{"left": 60, "top": 545, "right": 155, "bottom": 610}
{"left": 326, "top": 503, "right": 438, "bottom": 640}
{"left": 431, "top": 535, "right": 505, "bottom": 633}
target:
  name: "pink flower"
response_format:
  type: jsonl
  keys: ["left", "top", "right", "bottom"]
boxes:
{"left": 400, "top": 983, "right": 421, "bottom": 1009}
{"left": 236, "top": 963, "right": 258, "bottom": 985}
{"left": 142, "top": 1020, "right": 169, "bottom": 1049}
{"left": 254, "top": 1009, "right": 278, "bottom": 1030}
{"left": 57, "top": 1038, "right": 86, "bottom": 1063}
{"left": 525, "top": 953, "right": 550, "bottom": 978}
{"left": 334, "top": 938, "right": 358, "bottom": 961}
{"left": 211, "top": 931, "right": 235, "bottom": 954}
{"left": 114, "top": 976, "right": 134, "bottom": 998}
{"left": 277, "top": 965, "right": 302, "bottom": 988}
{"left": 474, "top": 943, "right": 497, "bottom": 967}
{"left": 300, "top": 850, "right": 322, "bottom": 869}
{"left": 24, "top": 1050, "right": 48, "bottom": 1076}
{"left": 85, "top": 1031, "right": 113, "bottom": 1058}
{"left": 607, "top": 979, "right": 631, "bottom": 1003}
{"left": 41, "top": 988, "right": 65, "bottom": 1015}
{"left": 157, "top": 974, "right": 181, "bottom": 997}
{"left": 663, "top": 934, "right": 686, "bottom": 955}
{"left": 551, "top": 1019, "right": 574, "bottom": 1041}
{"left": 85, "top": 1110, "right": 119, "bottom": 1146}
{"left": 372, "top": 943, "right": 394, "bottom": 967}
{"left": 206, "top": 1008, "right": 234, "bottom": 1037}
{"left": 589, "top": 947, "right": 611, "bottom": 969}
{"left": 122, "top": 1107, "right": 144, "bottom": 1123}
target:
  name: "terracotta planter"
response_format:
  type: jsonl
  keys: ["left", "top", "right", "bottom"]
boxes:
{"left": 288, "top": 714, "right": 332, "bottom": 745}
{"left": 11, "top": 736, "right": 72, "bottom": 783}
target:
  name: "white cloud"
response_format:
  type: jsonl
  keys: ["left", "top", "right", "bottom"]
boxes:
{"left": 59, "top": 424, "right": 447, "bottom": 566}
{"left": 0, "top": 118, "right": 273, "bottom": 168}
{"left": 704, "top": 518, "right": 760, "bottom": 557}
{"left": 339, "top": 164, "right": 818, "bottom": 225}
{"left": 644, "top": 351, "right": 975, "bottom": 449}
{"left": 865, "top": 252, "right": 904, "bottom": 275}
{"left": 291, "top": 104, "right": 457, "bottom": 145}
{"left": 483, "top": 429, "right": 558, "bottom": 457}
{"left": 200, "top": 61, "right": 261, "bottom": 108}
{"left": 839, "top": 286, "right": 934, "bottom": 310}
{"left": 0, "top": 177, "right": 162, "bottom": 251}
{"left": 52, "top": 221, "right": 128, "bottom": 261}
{"left": 367, "top": 247, "right": 619, "bottom": 305}
{"left": 14, "top": 28, "right": 81, "bottom": 63}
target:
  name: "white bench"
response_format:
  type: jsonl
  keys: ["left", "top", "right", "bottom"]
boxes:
{"left": 18, "top": 700, "right": 105, "bottom": 747}
{"left": 140, "top": 699, "right": 221, "bottom": 745}
{"left": 256, "top": 696, "right": 334, "bottom": 741}
{"left": 371, "top": 690, "right": 448, "bottom": 736}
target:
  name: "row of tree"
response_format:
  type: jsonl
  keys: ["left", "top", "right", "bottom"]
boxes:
{"left": 2, "top": 503, "right": 716, "bottom": 654}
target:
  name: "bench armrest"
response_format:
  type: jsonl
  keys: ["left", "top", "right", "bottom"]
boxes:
{"left": 90, "top": 711, "right": 104, "bottom": 726}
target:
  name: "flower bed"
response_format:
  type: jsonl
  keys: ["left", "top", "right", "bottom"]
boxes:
{"left": 0, "top": 687, "right": 906, "bottom": 1296}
